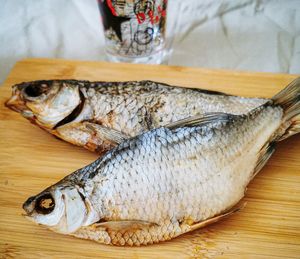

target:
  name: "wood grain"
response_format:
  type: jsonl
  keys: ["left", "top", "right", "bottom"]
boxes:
{"left": 0, "top": 58, "right": 299, "bottom": 258}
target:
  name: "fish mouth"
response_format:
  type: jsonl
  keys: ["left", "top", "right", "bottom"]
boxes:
{"left": 6, "top": 96, "right": 35, "bottom": 122}
{"left": 5, "top": 94, "right": 25, "bottom": 113}
{"left": 53, "top": 89, "right": 85, "bottom": 129}
{"left": 5, "top": 82, "right": 48, "bottom": 118}
{"left": 22, "top": 195, "right": 36, "bottom": 215}
{"left": 6, "top": 81, "right": 52, "bottom": 109}
{"left": 23, "top": 192, "right": 55, "bottom": 216}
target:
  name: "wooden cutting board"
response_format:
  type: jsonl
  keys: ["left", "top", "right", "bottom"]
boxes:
{"left": 0, "top": 58, "right": 299, "bottom": 258}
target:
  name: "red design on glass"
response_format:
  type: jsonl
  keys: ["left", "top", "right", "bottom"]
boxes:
{"left": 107, "top": 0, "right": 117, "bottom": 16}
{"left": 157, "top": 5, "right": 166, "bottom": 17}
{"left": 135, "top": 3, "right": 166, "bottom": 25}
{"left": 136, "top": 13, "right": 146, "bottom": 24}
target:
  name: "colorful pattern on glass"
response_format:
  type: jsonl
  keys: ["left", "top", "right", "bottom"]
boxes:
{"left": 98, "top": 0, "right": 167, "bottom": 58}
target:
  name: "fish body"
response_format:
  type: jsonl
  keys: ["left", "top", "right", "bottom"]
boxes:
{"left": 22, "top": 78, "right": 300, "bottom": 246}
{"left": 6, "top": 80, "right": 268, "bottom": 153}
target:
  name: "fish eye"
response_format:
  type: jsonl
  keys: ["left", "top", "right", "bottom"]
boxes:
{"left": 24, "top": 84, "right": 49, "bottom": 98}
{"left": 35, "top": 193, "right": 55, "bottom": 214}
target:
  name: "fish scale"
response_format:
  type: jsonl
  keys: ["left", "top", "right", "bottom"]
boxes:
{"left": 21, "top": 78, "right": 300, "bottom": 245}
{"left": 6, "top": 79, "right": 270, "bottom": 153}
{"left": 77, "top": 107, "right": 279, "bottom": 226}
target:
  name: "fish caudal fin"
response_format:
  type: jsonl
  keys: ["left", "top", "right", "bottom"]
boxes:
{"left": 272, "top": 77, "right": 300, "bottom": 140}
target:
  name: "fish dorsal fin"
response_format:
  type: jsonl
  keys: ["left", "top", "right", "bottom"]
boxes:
{"left": 93, "top": 220, "right": 158, "bottom": 231}
{"left": 86, "top": 122, "right": 129, "bottom": 144}
{"left": 165, "top": 113, "right": 234, "bottom": 130}
{"left": 188, "top": 202, "right": 246, "bottom": 233}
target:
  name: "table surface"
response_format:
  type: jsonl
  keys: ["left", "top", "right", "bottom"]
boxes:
{"left": 0, "top": 58, "right": 299, "bottom": 258}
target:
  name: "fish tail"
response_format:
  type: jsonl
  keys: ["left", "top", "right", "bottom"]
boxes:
{"left": 272, "top": 77, "right": 300, "bottom": 141}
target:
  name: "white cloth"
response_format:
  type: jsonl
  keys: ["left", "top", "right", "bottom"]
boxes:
{"left": 0, "top": 0, "right": 299, "bottom": 84}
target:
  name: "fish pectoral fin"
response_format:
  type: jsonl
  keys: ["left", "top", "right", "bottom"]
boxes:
{"left": 165, "top": 112, "right": 235, "bottom": 130}
{"left": 93, "top": 220, "right": 158, "bottom": 231}
{"left": 251, "top": 142, "right": 276, "bottom": 181}
{"left": 188, "top": 202, "right": 246, "bottom": 233}
{"left": 86, "top": 122, "right": 129, "bottom": 144}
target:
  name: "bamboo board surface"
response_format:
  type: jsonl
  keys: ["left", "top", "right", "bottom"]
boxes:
{"left": 0, "top": 58, "right": 299, "bottom": 258}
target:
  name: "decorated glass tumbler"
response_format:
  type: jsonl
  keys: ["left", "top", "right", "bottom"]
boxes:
{"left": 98, "top": 0, "right": 168, "bottom": 64}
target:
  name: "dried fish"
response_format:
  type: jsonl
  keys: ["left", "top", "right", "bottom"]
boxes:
{"left": 22, "top": 78, "right": 300, "bottom": 245}
{"left": 6, "top": 79, "right": 268, "bottom": 153}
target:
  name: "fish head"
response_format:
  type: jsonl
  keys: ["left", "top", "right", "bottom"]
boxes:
{"left": 5, "top": 80, "right": 82, "bottom": 130}
{"left": 22, "top": 184, "right": 94, "bottom": 234}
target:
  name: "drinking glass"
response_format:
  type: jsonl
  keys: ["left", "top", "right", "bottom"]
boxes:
{"left": 98, "top": 0, "right": 169, "bottom": 64}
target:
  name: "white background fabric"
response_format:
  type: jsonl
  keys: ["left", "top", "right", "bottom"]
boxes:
{"left": 0, "top": 0, "right": 299, "bottom": 84}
